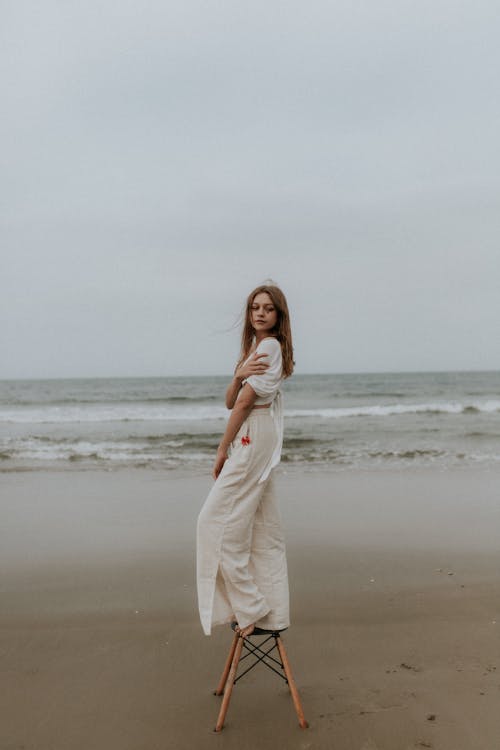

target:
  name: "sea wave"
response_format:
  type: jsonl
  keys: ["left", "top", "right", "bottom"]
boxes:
{"left": 1, "top": 399, "right": 500, "bottom": 424}
{"left": 287, "top": 400, "right": 500, "bottom": 419}
{"left": 2, "top": 446, "right": 500, "bottom": 471}
{"left": 0, "top": 404, "right": 229, "bottom": 423}
{"left": 2, "top": 430, "right": 500, "bottom": 469}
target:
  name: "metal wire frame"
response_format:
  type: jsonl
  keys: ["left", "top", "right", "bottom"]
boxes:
{"left": 234, "top": 632, "right": 288, "bottom": 683}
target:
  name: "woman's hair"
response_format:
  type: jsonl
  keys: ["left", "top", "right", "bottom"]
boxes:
{"left": 237, "top": 283, "right": 295, "bottom": 378}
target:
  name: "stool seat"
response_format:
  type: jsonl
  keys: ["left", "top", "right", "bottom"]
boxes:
{"left": 213, "top": 622, "right": 309, "bottom": 732}
{"left": 230, "top": 620, "right": 288, "bottom": 636}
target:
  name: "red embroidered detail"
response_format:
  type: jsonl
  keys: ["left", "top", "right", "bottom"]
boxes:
{"left": 241, "top": 435, "right": 251, "bottom": 445}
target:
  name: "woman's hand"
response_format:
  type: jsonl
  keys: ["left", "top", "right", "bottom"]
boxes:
{"left": 212, "top": 446, "right": 229, "bottom": 480}
{"left": 235, "top": 352, "right": 269, "bottom": 382}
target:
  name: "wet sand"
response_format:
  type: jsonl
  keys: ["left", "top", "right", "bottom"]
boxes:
{"left": 1, "top": 467, "right": 500, "bottom": 749}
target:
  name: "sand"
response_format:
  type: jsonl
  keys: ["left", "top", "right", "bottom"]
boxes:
{"left": 1, "top": 466, "right": 500, "bottom": 750}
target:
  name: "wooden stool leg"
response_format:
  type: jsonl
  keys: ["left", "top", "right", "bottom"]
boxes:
{"left": 276, "top": 637, "right": 309, "bottom": 729}
{"left": 214, "top": 632, "right": 239, "bottom": 695}
{"left": 214, "top": 635, "right": 244, "bottom": 732}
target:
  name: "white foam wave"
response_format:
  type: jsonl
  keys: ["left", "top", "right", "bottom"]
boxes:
{"left": 1, "top": 399, "right": 499, "bottom": 424}
{"left": 0, "top": 403, "right": 229, "bottom": 424}
{"left": 287, "top": 400, "right": 500, "bottom": 419}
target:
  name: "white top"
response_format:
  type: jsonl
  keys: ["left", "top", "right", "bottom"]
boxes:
{"left": 239, "top": 336, "right": 284, "bottom": 483}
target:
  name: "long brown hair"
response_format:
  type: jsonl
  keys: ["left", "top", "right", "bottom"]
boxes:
{"left": 236, "top": 283, "right": 295, "bottom": 378}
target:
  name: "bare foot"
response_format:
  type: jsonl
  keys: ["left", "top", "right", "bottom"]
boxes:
{"left": 237, "top": 623, "right": 255, "bottom": 638}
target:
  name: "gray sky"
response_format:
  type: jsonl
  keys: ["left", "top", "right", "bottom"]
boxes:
{"left": 2, "top": 0, "right": 499, "bottom": 378}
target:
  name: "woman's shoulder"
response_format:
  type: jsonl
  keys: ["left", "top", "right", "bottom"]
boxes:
{"left": 256, "top": 336, "right": 281, "bottom": 353}
{"left": 255, "top": 338, "right": 282, "bottom": 371}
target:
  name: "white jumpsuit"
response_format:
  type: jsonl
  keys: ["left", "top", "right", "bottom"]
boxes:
{"left": 196, "top": 337, "right": 290, "bottom": 635}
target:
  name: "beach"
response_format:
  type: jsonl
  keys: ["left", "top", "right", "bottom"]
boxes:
{"left": 2, "top": 466, "right": 500, "bottom": 750}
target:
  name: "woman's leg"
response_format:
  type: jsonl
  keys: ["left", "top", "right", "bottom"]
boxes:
{"left": 216, "top": 473, "right": 272, "bottom": 630}
{"left": 248, "top": 474, "right": 290, "bottom": 630}
{"left": 197, "top": 413, "right": 277, "bottom": 634}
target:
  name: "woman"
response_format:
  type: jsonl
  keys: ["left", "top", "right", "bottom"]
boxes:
{"left": 196, "top": 283, "right": 294, "bottom": 638}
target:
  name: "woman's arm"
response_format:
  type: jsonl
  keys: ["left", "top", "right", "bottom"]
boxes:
{"left": 213, "top": 384, "right": 258, "bottom": 479}
{"left": 225, "top": 375, "right": 243, "bottom": 409}
{"left": 225, "top": 352, "right": 270, "bottom": 409}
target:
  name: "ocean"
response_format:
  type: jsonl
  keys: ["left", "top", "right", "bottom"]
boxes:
{"left": 1, "top": 371, "right": 499, "bottom": 474}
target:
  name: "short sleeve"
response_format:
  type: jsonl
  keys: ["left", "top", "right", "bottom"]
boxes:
{"left": 244, "top": 338, "right": 283, "bottom": 398}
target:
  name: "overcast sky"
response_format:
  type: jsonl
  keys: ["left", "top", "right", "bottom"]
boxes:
{"left": 2, "top": 1, "right": 499, "bottom": 378}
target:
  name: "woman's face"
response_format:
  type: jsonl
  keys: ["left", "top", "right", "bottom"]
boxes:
{"left": 250, "top": 292, "right": 278, "bottom": 334}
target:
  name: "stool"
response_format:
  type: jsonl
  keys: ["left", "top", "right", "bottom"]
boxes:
{"left": 213, "top": 622, "right": 309, "bottom": 732}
